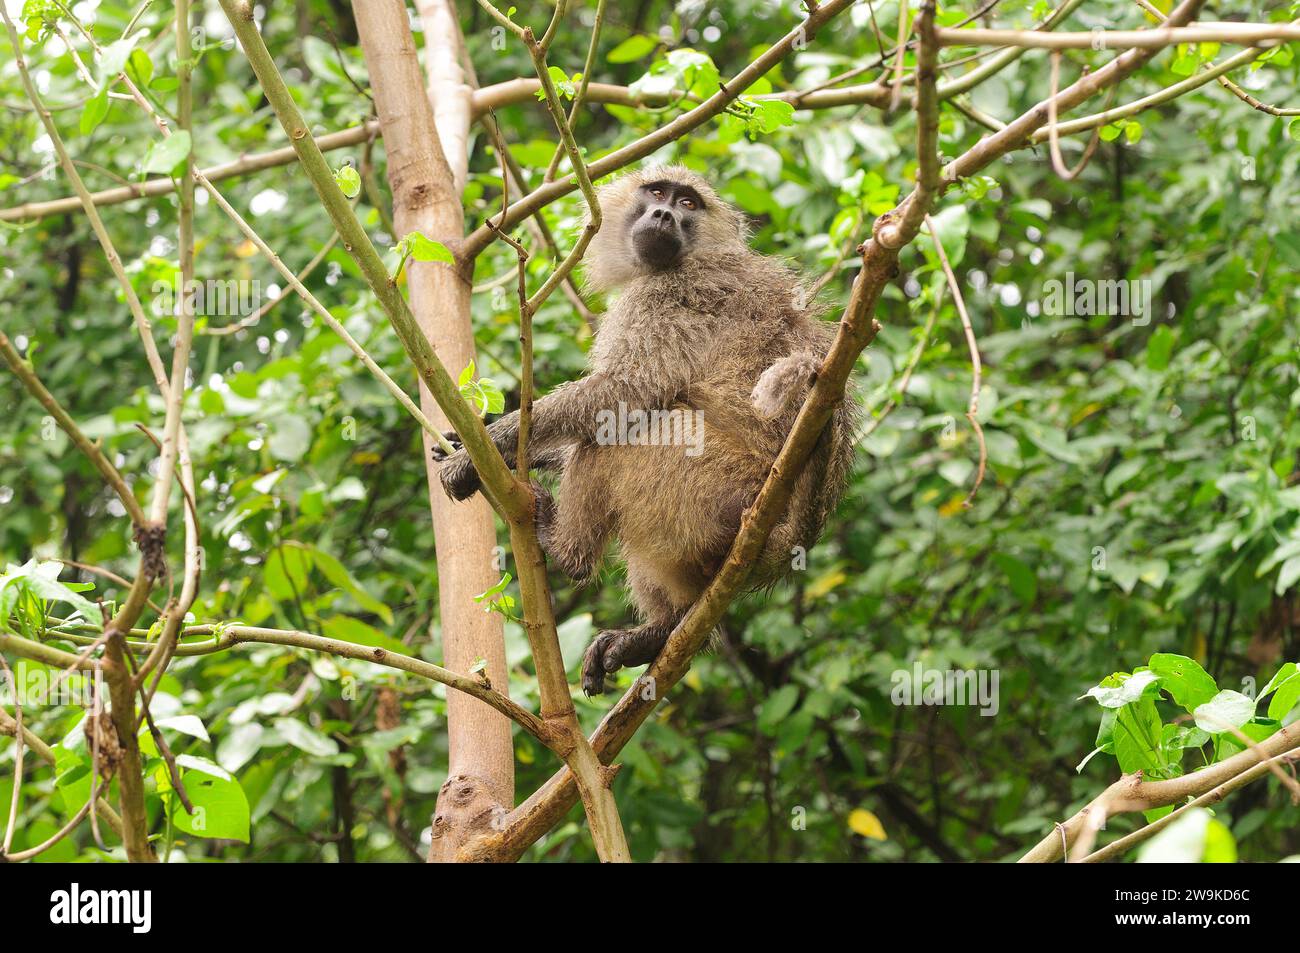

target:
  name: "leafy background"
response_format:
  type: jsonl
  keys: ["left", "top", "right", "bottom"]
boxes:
{"left": 2, "top": 0, "right": 1299, "bottom": 861}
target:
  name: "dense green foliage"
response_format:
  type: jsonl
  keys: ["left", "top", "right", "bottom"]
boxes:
{"left": 2, "top": 0, "right": 1299, "bottom": 862}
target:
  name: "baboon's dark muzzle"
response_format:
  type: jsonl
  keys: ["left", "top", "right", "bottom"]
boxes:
{"left": 632, "top": 211, "right": 682, "bottom": 268}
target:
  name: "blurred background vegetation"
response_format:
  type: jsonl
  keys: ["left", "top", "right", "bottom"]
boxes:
{"left": 2, "top": 0, "right": 1299, "bottom": 861}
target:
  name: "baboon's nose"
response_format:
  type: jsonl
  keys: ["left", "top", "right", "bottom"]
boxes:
{"left": 650, "top": 207, "right": 677, "bottom": 228}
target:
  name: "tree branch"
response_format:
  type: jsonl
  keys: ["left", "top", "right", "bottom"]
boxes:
{"left": 460, "top": 0, "right": 858, "bottom": 259}
{"left": 1020, "top": 718, "right": 1300, "bottom": 862}
{"left": 216, "top": 0, "right": 531, "bottom": 519}
{"left": 938, "top": 23, "right": 1300, "bottom": 49}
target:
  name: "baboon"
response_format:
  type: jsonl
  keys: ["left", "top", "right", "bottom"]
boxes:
{"left": 436, "top": 166, "right": 857, "bottom": 695}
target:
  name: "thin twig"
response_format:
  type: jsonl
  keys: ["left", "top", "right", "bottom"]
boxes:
{"left": 924, "top": 214, "right": 986, "bottom": 507}
{"left": 0, "top": 331, "right": 149, "bottom": 528}
{"left": 855, "top": 284, "right": 944, "bottom": 445}
{"left": 0, "top": 653, "right": 24, "bottom": 855}
{"left": 544, "top": 0, "right": 607, "bottom": 182}
{"left": 1046, "top": 52, "right": 1114, "bottom": 181}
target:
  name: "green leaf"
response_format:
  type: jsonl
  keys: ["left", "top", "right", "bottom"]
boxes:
{"left": 1081, "top": 670, "right": 1157, "bottom": 709}
{"left": 126, "top": 48, "right": 153, "bottom": 87}
{"left": 1145, "top": 324, "right": 1174, "bottom": 371}
{"left": 1137, "top": 808, "right": 1212, "bottom": 862}
{"left": 1170, "top": 52, "right": 1197, "bottom": 77}
{"left": 1260, "top": 662, "right": 1298, "bottom": 699}
{"left": 265, "top": 544, "right": 313, "bottom": 602}
{"left": 607, "top": 34, "right": 657, "bottom": 63}
{"left": 1, "top": 560, "right": 100, "bottom": 623}
{"left": 333, "top": 164, "right": 361, "bottom": 198}
{"left": 993, "top": 553, "right": 1037, "bottom": 604}
{"left": 758, "top": 684, "right": 800, "bottom": 734}
{"left": 665, "top": 48, "right": 720, "bottom": 97}
{"left": 99, "top": 36, "right": 140, "bottom": 80}
{"left": 397, "top": 231, "right": 454, "bottom": 264}
{"left": 1276, "top": 555, "right": 1300, "bottom": 595}
{"left": 155, "top": 714, "right": 210, "bottom": 742}
{"left": 267, "top": 413, "right": 313, "bottom": 462}
{"left": 1103, "top": 457, "right": 1144, "bottom": 497}
{"left": 170, "top": 763, "right": 250, "bottom": 843}
{"left": 141, "top": 130, "right": 192, "bottom": 176}
{"left": 310, "top": 546, "right": 394, "bottom": 624}
{"left": 80, "top": 89, "right": 109, "bottom": 136}
{"left": 460, "top": 373, "right": 506, "bottom": 417}
{"left": 1203, "top": 817, "right": 1237, "bottom": 863}
{"left": 1266, "top": 670, "right": 1300, "bottom": 721}
{"left": 216, "top": 723, "right": 264, "bottom": 773}
{"left": 1215, "top": 717, "right": 1280, "bottom": 759}
{"left": 1149, "top": 653, "right": 1218, "bottom": 711}
{"left": 547, "top": 65, "right": 575, "bottom": 99}
{"left": 1193, "top": 690, "right": 1255, "bottom": 734}
{"left": 53, "top": 744, "right": 94, "bottom": 818}
{"left": 1162, "top": 723, "right": 1210, "bottom": 752}
{"left": 477, "top": 379, "right": 506, "bottom": 415}
{"left": 273, "top": 717, "right": 340, "bottom": 757}
{"left": 474, "top": 573, "right": 516, "bottom": 617}
{"left": 926, "top": 205, "right": 969, "bottom": 266}
{"left": 747, "top": 99, "right": 795, "bottom": 136}
{"left": 1113, "top": 695, "right": 1167, "bottom": 775}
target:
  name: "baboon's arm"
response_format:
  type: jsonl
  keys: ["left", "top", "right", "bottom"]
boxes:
{"left": 437, "top": 367, "right": 688, "bottom": 500}
{"left": 490, "top": 368, "right": 686, "bottom": 457}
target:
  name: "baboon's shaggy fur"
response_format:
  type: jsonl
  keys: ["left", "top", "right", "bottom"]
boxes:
{"left": 438, "top": 166, "right": 857, "bottom": 694}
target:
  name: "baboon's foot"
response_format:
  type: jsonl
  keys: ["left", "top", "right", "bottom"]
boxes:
{"left": 581, "top": 625, "right": 669, "bottom": 696}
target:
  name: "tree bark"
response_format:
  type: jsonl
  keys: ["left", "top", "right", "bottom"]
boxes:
{"left": 353, "top": 0, "right": 514, "bottom": 861}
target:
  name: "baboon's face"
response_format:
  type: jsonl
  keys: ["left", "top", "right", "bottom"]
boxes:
{"left": 628, "top": 179, "right": 705, "bottom": 270}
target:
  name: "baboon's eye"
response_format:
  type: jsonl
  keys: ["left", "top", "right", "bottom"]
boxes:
{"left": 679, "top": 197, "right": 697, "bottom": 210}
{"left": 649, "top": 188, "right": 665, "bottom": 199}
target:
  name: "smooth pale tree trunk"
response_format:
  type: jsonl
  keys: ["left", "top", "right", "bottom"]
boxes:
{"left": 354, "top": 0, "right": 514, "bottom": 862}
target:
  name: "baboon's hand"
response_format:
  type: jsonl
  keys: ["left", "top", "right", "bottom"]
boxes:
{"left": 430, "top": 430, "right": 462, "bottom": 462}
{"left": 438, "top": 449, "right": 482, "bottom": 501}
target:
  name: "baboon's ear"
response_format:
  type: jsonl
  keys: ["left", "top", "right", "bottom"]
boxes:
{"left": 581, "top": 173, "right": 645, "bottom": 295}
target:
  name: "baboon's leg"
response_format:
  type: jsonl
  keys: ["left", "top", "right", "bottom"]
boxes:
{"left": 536, "top": 446, "right": 613, "bottom": 583}
{"left": 581, "top": 558, "right": 692, "bottom": 696}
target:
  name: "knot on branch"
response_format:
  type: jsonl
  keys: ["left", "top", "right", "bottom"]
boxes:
{"left": 871, "top": 209, "right": 905, "bottom": 249}
{"left": 133, "top": 522, "right": 167, "bottom": 581}
{"left": 90, "top": 710, "right": 122, "bottom": 781}
{"left": 428, "top": 775, "right": 509, "bottom": 862}
{"left": 539, "top": 716, "right": 578, "bottom": 757}
{"left": 600, "top": 763, "right": 623, "bottom": 789}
